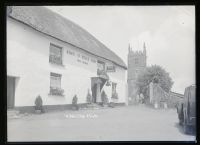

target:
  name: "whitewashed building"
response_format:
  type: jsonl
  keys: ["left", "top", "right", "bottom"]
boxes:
{"left": 7, "top": 6, "right": 127, "bottom": 111}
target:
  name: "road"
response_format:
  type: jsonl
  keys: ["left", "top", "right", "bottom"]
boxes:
{"left": 7, "top": 105, "right": 196, "bottom": 141}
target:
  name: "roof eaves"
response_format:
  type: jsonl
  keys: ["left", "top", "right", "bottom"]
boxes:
{"left": 9, "top": 15, "right": 127, "bottom": 69}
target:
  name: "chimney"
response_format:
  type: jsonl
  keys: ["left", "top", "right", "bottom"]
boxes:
{"left": 7, "top": 6, "right": 13, "bottom": 16}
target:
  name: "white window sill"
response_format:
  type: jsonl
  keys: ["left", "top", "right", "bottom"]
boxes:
{"left": 49, "top": 62, "right": 65, "bottom": 67}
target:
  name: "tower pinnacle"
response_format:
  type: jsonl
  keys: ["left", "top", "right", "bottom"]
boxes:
{"left": 128, "top": 43, "right": 131, "bottom": 52}
{"left": 143, "top": 42, "right": 146, "bottom": 55}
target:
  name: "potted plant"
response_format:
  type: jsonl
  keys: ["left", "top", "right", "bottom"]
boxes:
{"left": 86, "top": 89, "right": 93, "bottom": 107}
{"left": 34, "top": 95, "right": 44, "bottom": 114}
{"left": 101, "top": 90, "right": 108, "bottom": 107}
{"left": 72, "top": 95, "right": 79, "bottom": 110}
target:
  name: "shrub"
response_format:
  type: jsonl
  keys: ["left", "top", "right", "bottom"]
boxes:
{"left": 34, "top": 95, "right": 44, "bottom": 113}
{"left": 86, "top": 89, "right": 93, "bottom": 104}
{"left": 101, "top": 90, "right": 108, "bottom": 105}
{"left": 72, "top": 95, "right": 79, "bottom": 110}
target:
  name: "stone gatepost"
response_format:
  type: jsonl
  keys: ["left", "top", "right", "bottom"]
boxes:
{"left": 149, "top": 82, "right": 154, "bottom": 104}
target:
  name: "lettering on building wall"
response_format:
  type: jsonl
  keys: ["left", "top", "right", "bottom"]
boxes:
{"left": 82, "top": 55, "right": 89, "bottom": 61}
{"left": 66, "top": 49, "right": 96, "bottom": 65}
{"left": 66, "top": 50, "right": 75, "bottom": 56}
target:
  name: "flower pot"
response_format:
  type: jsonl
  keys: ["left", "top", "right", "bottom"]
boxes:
{"left": 35, "top": 110, "right": 41, "bottom": 114}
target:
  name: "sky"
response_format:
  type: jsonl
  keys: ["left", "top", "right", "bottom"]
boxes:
{"left": 46, "top": 6, "right": 195, "bottom": 94}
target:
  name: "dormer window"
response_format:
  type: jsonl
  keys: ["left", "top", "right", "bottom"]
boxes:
{"left": 49, "top": 43, "right": 63, "bottom": 65}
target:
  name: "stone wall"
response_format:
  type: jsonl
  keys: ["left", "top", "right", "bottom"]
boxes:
{"left": 149, "top": 82, "right": 169, "bottom": 108}
{"left": 149, "top": 82, "right": 184, "bottom": 108}
{"left": 168, "top": 92, "right": 184, "bottom": 108}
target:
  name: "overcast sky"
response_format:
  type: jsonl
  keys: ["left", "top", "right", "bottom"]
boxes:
{"left": 46, "top": 6, "right": 195, "bottom": 94}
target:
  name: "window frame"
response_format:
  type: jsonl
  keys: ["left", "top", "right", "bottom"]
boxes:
{"left": 49, "top": 72, "right": 64, "bottom": 96}
{"left": 112, "top": 82, "right": 117, "bottom": 93}
{"left": 50, "top": 72, "right": 62, "bottom": 89}
{"left": 49, "top": 43, "right": 63, "bottom": 65}
{"left": 97, "top": 60, "right": 105, "bottom": 71}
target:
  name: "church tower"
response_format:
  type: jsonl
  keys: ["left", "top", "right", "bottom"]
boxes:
{"left": 127, "top": 42, "right": 147, "bottom": 103}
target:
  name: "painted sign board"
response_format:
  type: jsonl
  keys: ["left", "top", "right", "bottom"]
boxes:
{"left": 106, "top": 65, "right": 115, "bottom": 72}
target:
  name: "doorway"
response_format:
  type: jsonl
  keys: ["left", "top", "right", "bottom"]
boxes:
{"left": 91, "top": 77, "right": 99, "bottom": 103}
{"left": 91, "top": 84, "right": 97, "bottom": 103}
{"left": 7, "top": 76, "right": 15, "bottom": 109}
{"left": 91, "top": 77, "right": 107, "bottom": 103}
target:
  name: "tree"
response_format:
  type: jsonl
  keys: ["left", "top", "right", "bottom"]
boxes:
{"left": 136, "top": 65, "right": 173, "bottom": 100}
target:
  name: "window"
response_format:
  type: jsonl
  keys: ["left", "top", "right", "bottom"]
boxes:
{"left": 97, "top": 60, "right": 106, "bottom": 75}
{"left": 49, "top": 43, "right": 62, "bottom": 65}
{"left": 50, "top": 72, "right": 64, "bottom": 96}
{"left": 106, "top": 65, "right": 116, "bottom": 72}
{"left": 112, "top": 83, "right": 117, "bottom": 93}
{"left": 97, "top": 60, "right": 105, "bottom": 71}
{"left": 50, "top": 73, "right": 61, "bottom": 89}
{"left": 135, "top": 58, "right": 139, "bottom": 65}
{"left": 112, "top": 82, "right": 118, "bottom": 99}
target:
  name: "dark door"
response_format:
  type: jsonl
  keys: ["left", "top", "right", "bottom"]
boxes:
{"left": 91, "top": 77, "right": 97, "bottom": 103}
{"left": 91, "top": 84, "right": 97, "bottom": 103}
{"left": 7, "top": 76, "right": 15, "bottom": 109}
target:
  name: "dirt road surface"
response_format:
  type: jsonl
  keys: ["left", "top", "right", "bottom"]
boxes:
{"left": 7, "top": 105, "right": 196, "bottom": 141}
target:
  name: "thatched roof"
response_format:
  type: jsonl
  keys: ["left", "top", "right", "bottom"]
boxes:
{"left": 8, "top": 6, "right": 127, "bottom": 69}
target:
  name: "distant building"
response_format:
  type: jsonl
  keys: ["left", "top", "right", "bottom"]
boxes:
{"left": 127, "top": 43, "right": 147, "bottom": 103}
{"left": 7, "top": 6, "right": 127, "bottom": 111}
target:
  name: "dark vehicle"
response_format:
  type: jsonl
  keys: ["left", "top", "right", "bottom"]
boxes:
{"left": 177, "top": 85, "right": 196, "bottom": 134}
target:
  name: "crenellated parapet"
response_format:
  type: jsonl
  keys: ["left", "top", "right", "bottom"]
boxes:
{"left": 128, "top": 42, "right": 146, "bottom": 57}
